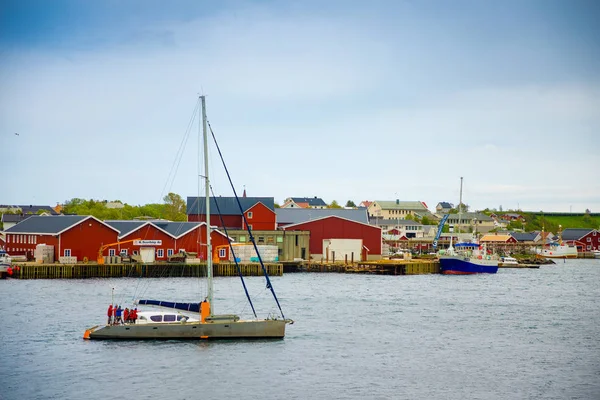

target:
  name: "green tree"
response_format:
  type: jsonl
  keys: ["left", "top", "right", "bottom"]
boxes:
{"left": 421, "top": 216, "right": 432, "bottom": 225}
{"left": 345, "top": 200, "right": 357, "bottom": 208}
{"left": 329, "top": 200, "right": 342, "bottom": 209}
{"left": 163, "top": 192, "right": 186, "bottom": 221}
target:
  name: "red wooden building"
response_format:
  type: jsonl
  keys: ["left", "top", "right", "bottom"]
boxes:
{"left": 4, "top": 215, "right": 120, "bottom": 262}
{"left": 562, "top": 228, "right": 600, "bottom": 252}
{"left": 187, "top": 196, "right": 276, "bottom": 230}
{"left": 105, "top": 220, "right": 230, "bottom": 262}
{"left": 282, "top": 215, "right": 382, "bottom": 261}
{"left": 5, "top": 216, "right": 231, "bottom": 264}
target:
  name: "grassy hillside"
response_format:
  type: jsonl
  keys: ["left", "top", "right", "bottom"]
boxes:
{"left": 523, "top": 213, "right": 600, "bottom": 232}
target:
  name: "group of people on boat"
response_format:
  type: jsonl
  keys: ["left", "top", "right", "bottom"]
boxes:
{"left": 107, "top": 304, "right": 138, "bottom": 325}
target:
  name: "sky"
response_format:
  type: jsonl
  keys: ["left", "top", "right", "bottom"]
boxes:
{"left": 1, "top": 0, "right": 599, "bottom": 213}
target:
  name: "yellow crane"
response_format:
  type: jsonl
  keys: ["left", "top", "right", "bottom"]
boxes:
{"left": 97, "top": 238, "right": 141, "bottom": 264}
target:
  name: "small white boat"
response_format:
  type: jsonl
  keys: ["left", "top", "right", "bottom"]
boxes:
{"left": 499, "top": 256, "right": 519, "bottom": 266}
{"left": 0, "top": 250, "right": 13, "bottom": 279}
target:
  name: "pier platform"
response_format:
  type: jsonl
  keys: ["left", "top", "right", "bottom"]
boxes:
{"left": 10, "top": 262, "right": 283, "bottom": 279}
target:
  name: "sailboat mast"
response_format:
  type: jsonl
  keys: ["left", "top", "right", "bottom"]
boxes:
{"left": 458, "top": 176, "right": 463, "bottom": 234}
{"left": 201, "top": 95, "right": 213, "bottom": 307}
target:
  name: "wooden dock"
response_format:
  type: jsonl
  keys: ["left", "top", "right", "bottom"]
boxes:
{"left": 10, "top": 262, "right": 283, "bottom": 279}
{"left": 289, "top": 259, "right": 441, "bottom": 275}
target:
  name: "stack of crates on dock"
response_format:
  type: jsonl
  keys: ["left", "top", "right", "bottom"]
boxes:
{"left": 59, "top": 256, "right": 77, "bottom": 264}
{"left": 103, "top": 256, "right": 122, "bottom": 264}
{"left": 35, "top": 244, "right": 54, "bottom": 264}
{"left": 231, "top": 245, "right": 279, "bottom": 263}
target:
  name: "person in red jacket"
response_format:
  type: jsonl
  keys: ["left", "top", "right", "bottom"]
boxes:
{"left": 131, "top": 308, "right": 137, "bottom": 324}
{"left": 107, "top": 304, "right": 113, "bottom": 325}
{"left": 124, "top": 308, "right": 130, "bottom": 324}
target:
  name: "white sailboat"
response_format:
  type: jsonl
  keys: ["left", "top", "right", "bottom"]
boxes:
{"left": 84, "top": 96, "right": 293, "bottom": 340}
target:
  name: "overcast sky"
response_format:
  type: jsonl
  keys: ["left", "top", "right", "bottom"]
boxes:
{"left": 1, "top": 0, "right": 599, "bottom": 213}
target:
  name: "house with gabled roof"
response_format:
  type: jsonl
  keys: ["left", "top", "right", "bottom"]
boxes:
{"left": 561, "top": 228, "right": 599, "bottom": 252}
{"left": 187, "top": 196, "right": 276, "bottom": 230}
{"left": 282, "top": 196, "right": 328, "bottom": 209}
{"left": 479, "top": 233, "right": 517, "bottom": 244}
{"left": 501, "top": 213, "right": 525, "bottom": 222}
{"left": 510, "top": 232, "right": 538, "bottom": 242}
{"left": 4, "top": 215, "right": 120, "bottom": 262}
{"left": 104, "top": 220, "right": 231, "bottom": 262}
{"left": 436, "top": 202, "right": 453, "bottom": 214}
{"left": 358, "top": 201, "right": 372, "bottom": 209}
{"left": 444, "top": 212, "right": 496, "bottom": 234}
{"left": 368, "top": 200, "right": 431, "bottom": 220}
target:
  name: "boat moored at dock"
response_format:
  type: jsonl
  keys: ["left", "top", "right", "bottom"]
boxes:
{"left": 439, "top": 243, "right": 499, "bottom": 275}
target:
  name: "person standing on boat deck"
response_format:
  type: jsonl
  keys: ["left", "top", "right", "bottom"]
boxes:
{"left": 123, "top": 308, "right": 129, "bottom": 324}
{"left": 107, "top": 304, "right": 113, "bottom": 325}
{"left": 131, "top": 308, "right": 137, "bottom": 324}
{"left": 112, "top": 305, "right": 117, "bottom": 325}
{"left": 116, "top": 305, "right": 122, "bottom": 325}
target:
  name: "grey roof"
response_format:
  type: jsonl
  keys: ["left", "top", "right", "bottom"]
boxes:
{"left": 17, "top": 205, "right": 58, "bottom": 215}
{"left": 106, "top": 220, "right": 218, "bottom": 239}
{"left": 561, "top": 228, "right": 594, "bottom": 241}
{"left": 1, "top": 214, "right": 32, "bottom": 223}
{"left": 5, "top": 215, "right": 88, "bottom": 234}
{"left": 289, "top": 197, "right": 328, "bottom": 207}
{"left": 187, "top": 197, "right": 274, "bottom": 215}
{"left": 510, "top": 232, "right": 537, "bottom": 241}
{"left": 276, "top": 208, "right": 369, "bottom": 225}
{"left": 368, "top": 217, "right": 423, "bottom": 226}
{"left": 444, "top": 212, "right": 494, "bottom": 222}
{"left": 151, "top": 221, "right": 203, "bottom": 237}
{"left": 104, "top": 220, "right": 147, "bottom": 236}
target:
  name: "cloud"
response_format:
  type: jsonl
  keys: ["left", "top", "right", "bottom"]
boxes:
{"left": 1, "top": 3, "right": 599, "bottom": 213}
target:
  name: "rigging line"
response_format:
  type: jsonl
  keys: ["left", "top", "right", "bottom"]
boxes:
{"left": 160, "top": 99, "right": 200, "bottom": 200}
{"left": 207, "top": 120, "right": 286, "bottom": 320}
{"left": 210, "top": 185, "right": 257, "bottom": 319}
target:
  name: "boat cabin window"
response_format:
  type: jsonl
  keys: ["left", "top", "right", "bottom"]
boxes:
{"left": 163, "top": 314, "right": 176, "bottom": 322}
{"left": 150, "top": 315, "right": 163, "bottom": 322}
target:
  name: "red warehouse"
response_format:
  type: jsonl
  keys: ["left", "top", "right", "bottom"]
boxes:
{"left": 282, "top": 215, "right": 382, "bottom": 261}
{"left": 4, "top": 215, "right": 119, "bottom": 262}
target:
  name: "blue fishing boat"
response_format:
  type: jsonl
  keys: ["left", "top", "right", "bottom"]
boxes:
{"left": 437, "top": 177, "right": 498, "bottom": 275}
{"left": 439, "top": 243, "right": 499, "bottom": 275}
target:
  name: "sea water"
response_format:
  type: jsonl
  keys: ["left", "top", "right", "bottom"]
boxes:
{"left": 1, "top": 259, "right": 599, "bottom": 400}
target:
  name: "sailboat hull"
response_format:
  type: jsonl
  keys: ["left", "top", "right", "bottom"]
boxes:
{"left": 86, "top": 319, "right": 288, "bottom": 340}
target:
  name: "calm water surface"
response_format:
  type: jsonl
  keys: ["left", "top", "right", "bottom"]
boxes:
{"left": 1, "top": 259, "right": 599, "bottom": 400}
